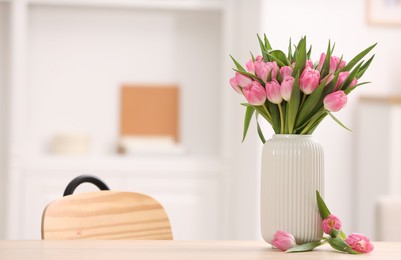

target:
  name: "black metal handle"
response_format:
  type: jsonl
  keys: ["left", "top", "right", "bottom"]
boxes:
{"left": 63, "top": 175, "right": 110, "bottom": 196}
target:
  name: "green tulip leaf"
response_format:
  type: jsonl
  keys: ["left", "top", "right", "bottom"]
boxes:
{"left": 340, "top": 231, "right": 347, "bottom": 240}
{"left": 296, "top": 77, "right": 329, "bottom": 127}
{"left": 316, "top": 191, "right": 331, "bottom": 219}
{"left": 230, "top": 55, "right": 246, "bottom": 72}
{"left": 295, "top": 109, "right": 326, "bottom": 133}
{"left": 268, "top": 50, "right": 291, "bottom": 66}
{"left": 287, "top": 72, "right": 301, "bottom": 134}
{"left": 307, "top": 45, "right": 312, "bottom": 60}
{"left": 357, "top": 55, "right": 375, "bottom": 79}
{"left": 330, "top": 228, "right": 340, "bottom": 238}
{"left": 292, "top": 37, "right": 307, "bottom": 77}
{"left": 305, "top": 113, "right": 328, "bottom": 134}
{"left": 257, "top": 34, "right": 270, "bottom": 62}
{"left": 242, "top": 106, "right": 255, "bottom": 142}
{"left": 250, "top": 51, "right": 255, "bottom": 62}
{"left": 344, "top": 82, "right": 370, "bottom": 95}
{"left": 288, "top": 38, "right": 293, "bottom": 61}
{"left": 264, "top": 33, "right": 273, "bottom": 50}
{"left": 328, "top": 112, "right": 352, "bottom": 131}
{"left": 341, "top": 43, "right": 377, "bottom": 72}
{"left": 326, "top": 237, "right": 360, "bottom": 254}
{"left": 255, "top": 106, "right": 272, "bottom": 124}
{"left": 268, "top": 101, "right": 280, "bottom": 134}
{"left": 256, "top": 113, "right": 266, "bottom": 144}
{"left": 338, "top": 61, "right": 363, "bottom": 91}
{"left": 320, "top": 40, "right": 332, "bottom": 78}
{"left": 286, "top": 241, "right": 324, "bottom": 253}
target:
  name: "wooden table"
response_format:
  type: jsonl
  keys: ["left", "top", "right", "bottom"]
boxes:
{"left": 0, "top": 240, "right": 399, "bottom": 259}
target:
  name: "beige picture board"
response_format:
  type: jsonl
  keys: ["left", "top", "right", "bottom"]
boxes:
{"left": 120, "top": 84, "right": 180, "bottom": 142}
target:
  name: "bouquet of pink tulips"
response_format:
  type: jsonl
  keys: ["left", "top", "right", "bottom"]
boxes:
{"left": 229, "top": 35, "right": 376, "bottom": 141}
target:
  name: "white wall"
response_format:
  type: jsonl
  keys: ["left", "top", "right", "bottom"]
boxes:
{"left": 0, "top": 3, "right": 9, "bottom": 239}
{"left": 260, "top": 0, "right": 401, "bottom": 234}
{"left": 223, "top": 0, "right": 263, "bottom": 239}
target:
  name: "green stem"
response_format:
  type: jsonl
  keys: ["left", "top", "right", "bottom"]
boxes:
{"left": 300, "top": 93, "right": 307, "bottom": 108}
{"left": 278, "top": 103, "right": 284, "bottom": 134}
{"left": 300, "top": 110, "right": 327, "bottom": 134}
{"left": 263, "top": 104, "right": 272, "bottom": 121}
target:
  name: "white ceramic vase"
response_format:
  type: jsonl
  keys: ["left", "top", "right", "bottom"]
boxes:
{"left": 261, "top": 134, "right": 324, "bottom": 244}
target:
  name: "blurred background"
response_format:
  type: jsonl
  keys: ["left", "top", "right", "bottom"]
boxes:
{"left": 0, "top": 0, "right": 400, "bottom": 241}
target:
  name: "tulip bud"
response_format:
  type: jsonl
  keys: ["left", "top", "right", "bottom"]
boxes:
{"left": 350, "top": 78, "right": 358, "bottom": 88}
{"left": 280, "top": 76, "right": 294, "bottom": 102}
{"left": 254, "top": 61, "right": 269, "bottom": 82}
{"left": 255, "top": 55, "right": 263, "bottom": 62}
{"left": 229, "top": 77, "right": 242, "bottom": 94}
{"left": 280, "top": 66, "right": 293, "bottom": 80}
{"left": 242, "top": 81, "right": 266, "bottom": 106}
{"left": 322, "top": 214, "right": 342, "bottom": 234}
{"left": 330, "top": 56, "right": 345, "bottom": 74}
{"left": 246, "top": 59, "right": 255, "bottom": 74}
{"left": 306, "top": 59, "right": 314, "bottom": 69}
{"left": 300, "top": 67, "right": 320, "bottom": 95}
{"left": 271, "top": 231, "right": 297, "bottom": 251}
{"left": 345, "top": 233, "right": 374, "bottom": 253}
{"left": 338, "top": 59, "right": 346, "bottom": 70}
{"left": 235, "top": 72, "right": 252, "bottom": 87}
{"left": 336, "top": 72, "right": 349, "bottom": 90}
{"left": 255, "top": 61, "right": 278, "bottom": 82}
{"left": 317, "top": 53, "right": 325, "bottom": 72}
{"left": 324, "top": 90, "right": 347, "bottom": 112}
{"left": 265, "top": 80, "right": 282, "bottom": 104}
{"left": 321, "top": 74, "right": 334, "bottom": 86}
{"left": 268, "top": 61, "right": 279, "bottom": 80}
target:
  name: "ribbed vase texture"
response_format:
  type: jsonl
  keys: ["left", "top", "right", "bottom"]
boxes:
{"left": 261, "top": 135, "right": 324, "bottom": 244}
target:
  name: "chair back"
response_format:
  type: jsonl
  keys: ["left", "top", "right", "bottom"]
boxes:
{"left": 41, "top": 176, "right": 172, "bottom": 240}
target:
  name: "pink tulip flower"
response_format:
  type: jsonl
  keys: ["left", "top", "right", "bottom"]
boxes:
{"left": 300, "top": 67, "right": 320, "bottom": 95}
{"left": 321, "top": 74, "right": 334, "bottom": 86}
{"left": 322, "top": 214, "right": 342, "bottom": 234}
{"left": 254, "top": 61, "right": 268, "bottom": 82}
{"left": 271, "top": 231, "right": 297, "bottom": 251}
{"left": 246, "top": 59, "right": 255, "bottom": 74}
{"left": 265, "top": 80, "right": 282, "bottom": 104}
{"left": 280, "top": 66, "right": 293, "bottom": 80}
{"left": 255, "top": 61, "right": 278, "bottom": 82}
{"left": 317, "top": 54, "right": 346, "bottom": 73}
{"left": 350, "top": 78, "right": 358, "bottom": 88}
{"left": 281, "top": 76, "right": 294, "bottom": 102}
{"left": 330, "top": 56, "right": 346, "bottom": 74}
{"left": 229, "top": 77, "right": 242, "bottom": 94}
{"left": 336, "top": 72, "right": 358, "bottom": 90}
{"left": 338, "top": 58, "right": 346, "bottom": 71}
{"left": 268, "top": 61, "right": 279, "bottom": 80}
{"left": 306, "top": 59, "right": 314, "bottom": 69}
{"left": 242, "top": 81, "right": 266, "bottom": 106}
{"left": 323, "top": 90, "right": 347, "bottom": 112}
{"left": 235, "top": 72, "right": 253, "bottom": 87}
{"left": 317, "top": 53, "right": 326, "bottom": 72}
{"left": 329, "top": 56, "right": 339, "bottom": 74}
{"left": 336, "top": 72, "right": 349, "bottom": 90}
{"left": 345, "top": 233, "right": 374, "bottom": 253}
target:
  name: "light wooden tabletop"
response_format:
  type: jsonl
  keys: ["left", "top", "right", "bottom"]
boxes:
{"left": 0, "top": 240, "right": 399, "bottom": 259}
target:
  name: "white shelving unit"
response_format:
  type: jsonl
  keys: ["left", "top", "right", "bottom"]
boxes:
{"left": 2, "top": 0, "right": 264, "bottom": 239}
